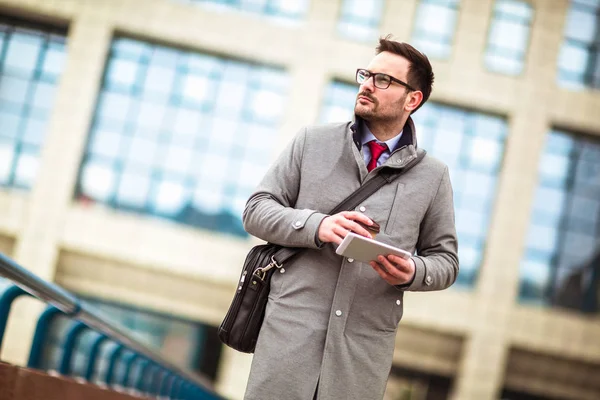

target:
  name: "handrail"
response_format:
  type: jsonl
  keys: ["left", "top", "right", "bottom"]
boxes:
{"left": 0, "top": 253, "right": 78, "bottom": 314}
{"left": 0, "top": 252, "right": 222, "bottom": 398}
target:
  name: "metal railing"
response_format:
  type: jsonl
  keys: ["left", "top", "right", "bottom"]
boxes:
{"left": 0, "top": 252, "right": 225, "bottom": 400}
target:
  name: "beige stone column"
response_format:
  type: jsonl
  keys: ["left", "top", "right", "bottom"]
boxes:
{"left": 453, "top": 0, "right": 493, "bottom": 67}
{"left": 273, "top": 0, "right": 339, "bottom": 151}
{"left": 381, "top": 0, "right": 418, "bottom": 41}
{"left": 1, "top": 9, "right": 112, "bottom": 364}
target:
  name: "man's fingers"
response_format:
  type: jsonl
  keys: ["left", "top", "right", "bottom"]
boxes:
{"left": 370, "top": 256, "right": 415, "bottom": 286}
{"left": 328, "top": 215, "right": 371, "bottom": 239}
{"left": 370, "top": 262, "right": 390, "bottom": 280}
{"left": 332, "top": 224, "right": 349, "bottom": 238}
{"left": 387, "top": 254, "right": 410, "bottom": 266}
{"left": 378, "top": 255, "right": 415, "bottom": 280}
{"left": 340, "top": 219, "right": 372, "bottom": 238}
{"left": 325, "top": 232, "right": 343, "bottom": 245}
{"left": 330, "top": 225, "right": 349, "bottom": 244}
{"left": 324, "top": 212, "right": 378, "bottom": 244}
{"left": 331, "top": 236, "right": 343, "bottom": 245}
{"left": 381, "top": 255, "right": 412, "bottom": 272}
{"left": 342, "top": 211, "right": 373, "bottom": 226}
{"left": 375, "top": 256, "right": 401, "bottom": 278}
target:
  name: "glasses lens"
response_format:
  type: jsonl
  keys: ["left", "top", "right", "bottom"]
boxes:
{"left": 374, "top": 74, "right": 391, "bottom": 89}
{"left": 357, "top": 69, "right": 369, "bottom": 84}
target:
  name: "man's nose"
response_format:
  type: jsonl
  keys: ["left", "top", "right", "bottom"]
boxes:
{"left": 360, "top": 77, "right": 375, "bottom": 92}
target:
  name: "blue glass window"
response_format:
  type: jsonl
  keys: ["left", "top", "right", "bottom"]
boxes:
{"left": 557, "top": 0, "right": 600, "bottom": 89}
{"left": 320, "top": 81, "right": 358, "bottom": 123}
{"left": 42, "top": 299, "right": 222, "bottom": 382}
{"left": 337, "top": 0, "right": 384, "bottom": 42}
{"left": 182, "top": 0, "right": 310, "bottom": 24}
{"left": 412, "top": 105, "right": 506, "bottom": 287}
{"left": 411, "top": 0, "right": 461, "bottom": 59}
{"left": 0, "top": 17, "right": 67, "bottom": 189}
{"left": 320, "top": 81, "right": 507, "bottom": 287}
{"left": 484, "top": 0, "right": 534, "bottom": 75}
{"left": 519, "top": 130, "right": 600, "bottom": 313}
{"left": 76, "top": 38, "right": 289, "bottom": 237}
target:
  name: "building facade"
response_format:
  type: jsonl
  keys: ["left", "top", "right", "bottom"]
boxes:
{"left": 0, "top": 0, "right": 598, "bottom": 399}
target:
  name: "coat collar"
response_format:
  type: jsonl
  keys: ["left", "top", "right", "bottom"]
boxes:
{"left": 350, "top": 115, "right": 418, "bottom": 153}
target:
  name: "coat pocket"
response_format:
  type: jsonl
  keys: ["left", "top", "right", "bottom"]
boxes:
{"left": 384, "top": 183, "right": 407, "bottom": 234}
{"left": 354, "top": 183, "right": 404, "bottom": 234}
{"left": 385, "top": 182, "right": 426, "bottom": 242}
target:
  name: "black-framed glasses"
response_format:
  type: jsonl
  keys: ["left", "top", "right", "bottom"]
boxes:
{"left": 356, "top": 69, "right": 416, "bottom": 91}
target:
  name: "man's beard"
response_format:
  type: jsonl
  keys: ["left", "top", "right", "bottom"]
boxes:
{"left": 354, "top": 92, "right": 407, "bottom": 122}
{"left": 354, "top": 92, "right": 378, "bottom": 120}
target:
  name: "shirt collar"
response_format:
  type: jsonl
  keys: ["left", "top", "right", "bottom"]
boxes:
{"left": 360, "top": 122, "right": 403, "bottom": 152}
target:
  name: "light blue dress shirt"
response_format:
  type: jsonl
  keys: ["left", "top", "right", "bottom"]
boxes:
{"left": 361, "top": 124, "right": 404, "bottom": 168}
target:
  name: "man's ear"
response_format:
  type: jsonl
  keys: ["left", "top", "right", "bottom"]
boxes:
{"left": 405, "top": 91, "right": 423, "bottom": 113}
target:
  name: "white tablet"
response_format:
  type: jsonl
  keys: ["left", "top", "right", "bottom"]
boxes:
{"left": 335, "top": 232, "right": 412, "bottom": 263}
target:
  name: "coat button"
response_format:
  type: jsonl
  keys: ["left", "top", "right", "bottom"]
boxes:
{"left": 425, "top": 276, "right": 433, "bottom": 285}
{"left": 335, "top": 310, "right": 342, "bottom": 317}
{"left": 294, "top": 220, "right": 302, "bottom": 227}
{"left": 347, "top": 258, "right": 354, "bottom": 263}
{"left": 396, "top": 300, "right": 401, "bottom": 305}
{"left": 359, "top": 206, "right": 366, "bottom": 212}
{"left": 280, "top": 268, "right": 286, "bottom": 273}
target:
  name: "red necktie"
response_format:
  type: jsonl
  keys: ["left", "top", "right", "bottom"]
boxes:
{"left": 366, "top": 140, "right": 388, "bottom": 172}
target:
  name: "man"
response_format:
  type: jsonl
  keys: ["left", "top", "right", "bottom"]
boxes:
{"left": 242, "top": 36, "right": 459, "bottom": 400}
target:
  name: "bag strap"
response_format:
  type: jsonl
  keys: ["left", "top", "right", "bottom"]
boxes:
{"left": 270, "top": 149, "right": 427, "bottom": 267}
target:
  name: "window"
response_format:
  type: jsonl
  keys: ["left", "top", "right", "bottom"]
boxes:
{"left": 320, "top": 81, "right": 508, "bottom": 287}
{"left": 519, "top": 130, "right": 600, "bottom": 313}
{"left": 42, "top": 299, "right": 222, "bottom": 382}
{"left": 76, "top": 37, "right": 289, "bottom": 237}
{"left": 484, "top": 0, "right": 534, "bottom": 75}
{"left": 412, "top": 105, "right": 506, "bottom": 287}
{"left": 411, "top": 0, "right": 461, "bottom": 59}
{"left": 337, "top": 0, "right": 384, "bottom": 42}
{"left": 0, "top": 17, "right": 67, "bottom": 189}
{"left": 182, "top": 0, "right": 310, "bottom": 24}
{"left": 320, "top": 80, "right": 358, "bottom": 123}
{"left": 557, "top": 0, "right": 600, "bottom": 89}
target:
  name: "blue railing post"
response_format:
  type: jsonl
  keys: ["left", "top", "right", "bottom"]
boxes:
{"left": 119, "top": 351, "right": 138, "bottom": 388}
{"left": 148, "top": 364, "right": 164, "bottom": 395}
{"left": 159, "top": 371, "right": 173, "bottom": 397}
{"left": 85, "top": 333, "right": 108, "bottom": 381}
{"left": 58, "top": 321, "right": 87, "bottom": 375}
{"left": 28, "top": 305, "right": 63, "bottom": 369}
{"left": 135, "top": 359, "right": 151, "bottom": 392}
{"left": 170, "top": 376, "right": 183, "bottom": 399}
{"left": 104, "top": 343, "right": 124, "bottom": 386}
{"left": 0, "top": 285, "right": 27, "bottom": 351}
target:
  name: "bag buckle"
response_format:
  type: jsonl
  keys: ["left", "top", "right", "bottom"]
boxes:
{"left": 254, "top": 256, "right": 283, "bottom": 281}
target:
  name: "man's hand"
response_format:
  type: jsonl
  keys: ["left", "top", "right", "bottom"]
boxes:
{"left": 370, "top": 255, "right": 416, "bottom": 286}
{"left": 318, "top": 211, "right": 374, "bottom": 245}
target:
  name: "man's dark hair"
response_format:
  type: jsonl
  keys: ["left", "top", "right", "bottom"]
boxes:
{"left": 376, "top": 35, "right": 434, "bottom": 114}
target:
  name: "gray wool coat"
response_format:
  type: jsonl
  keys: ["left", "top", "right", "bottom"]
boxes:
{"left": 242, "top": 116, "right": 459, "bottom": 400}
